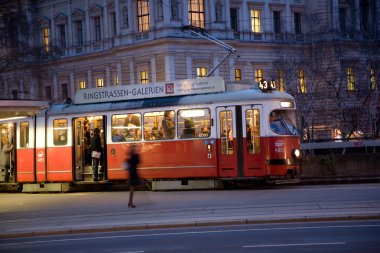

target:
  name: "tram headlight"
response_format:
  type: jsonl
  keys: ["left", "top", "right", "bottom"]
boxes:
{"left": 292, "top": 148, "right": 301, "bottom": 158}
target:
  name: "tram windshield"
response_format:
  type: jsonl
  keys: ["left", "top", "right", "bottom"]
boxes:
{"left": 269, "top": 110, "right": 298, "bottom": 136}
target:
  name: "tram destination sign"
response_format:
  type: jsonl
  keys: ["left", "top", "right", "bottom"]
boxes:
{"left": 74, "top": 76, "right": 225, "bottom": 104}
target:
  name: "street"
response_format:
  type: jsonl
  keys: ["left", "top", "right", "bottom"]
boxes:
{"left": 1, "top": 220, "right": 379, "bottom": 253}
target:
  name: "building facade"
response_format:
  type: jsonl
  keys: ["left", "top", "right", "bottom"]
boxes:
{"left": 1, "top": 0, "right": 380, "bottom": 141}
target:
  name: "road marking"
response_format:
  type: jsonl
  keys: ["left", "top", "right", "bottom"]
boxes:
{"left": 118, "top": 251, "right": 144, "bottom": 253}
{"left": 0, "top": 223, "right": 379, "bottom": 246}
{"left": 243, "top": 242, "right": 346, "bottom": 248}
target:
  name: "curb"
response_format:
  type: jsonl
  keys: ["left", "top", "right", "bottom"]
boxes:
{"left": 1, "top": 214, "right": 380, "bottom": 239}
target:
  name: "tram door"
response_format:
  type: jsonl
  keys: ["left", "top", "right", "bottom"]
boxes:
{"left": 242, "top": 105, "right": 264, "bottom": 177}
{"left": 217, "top": 106, "right": 242, "bottom": 178}
{"left": 0, "top": 122, "right": 16, "bottom": 183}
{"left": 73, "top": 116, "right": 106, "bottom": 182}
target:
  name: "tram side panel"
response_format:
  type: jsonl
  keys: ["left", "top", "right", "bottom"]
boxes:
{"left": 16, "top": 118, "right": 36, "bottom": 182}
{"left": 107, "top": 139, "right": 218, "bottom": 180}
{"left": 36, "top": 112, "right": 47, "bottom": 182}
{"left": 46, "top": 116, "right": 73, "bottom": 182}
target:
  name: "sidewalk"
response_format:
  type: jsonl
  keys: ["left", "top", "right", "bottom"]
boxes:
{"left": 1, "top": 183, "right": 380, "bottom": 238}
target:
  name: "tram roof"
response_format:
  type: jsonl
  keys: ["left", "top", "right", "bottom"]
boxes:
{"left": 47, "top": 88, "right": 294, "bottom": 116}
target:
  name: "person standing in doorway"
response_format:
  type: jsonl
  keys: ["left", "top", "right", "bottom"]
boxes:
{"left": 91, "top": 128, "right": 102, "bottom": 181}
{"left": 1, "top": 137, "right": 13, "bottom": 183}
{"left": 126, "top": 144, "right": 140, "bottom": 208}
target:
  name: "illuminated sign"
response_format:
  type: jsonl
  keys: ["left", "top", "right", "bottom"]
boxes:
{"left": 74, "top": 76, "right": 225, "bottom": 104}
{"left": 258, "top": 79, "right": 276, "bottom": 92}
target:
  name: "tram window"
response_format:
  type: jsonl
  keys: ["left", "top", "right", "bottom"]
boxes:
{"left": 246, "top": 109, "right": 260, "bottom": 154}
{"left": 177, "top": 109, "right": 211, "bottom": 139}
{"left": 269, "top": 110, "right": 298, "bottom": 135}
{"left": 219, "top": 110, "right": 234, "bottom": 155}
{"left": 111, "top": 113, "right": 141, "bottom": 142}
{"left": 53, "top": 119, "right": 68, "bottom": 146}
{"left": 20, "top": 122, "right": 29, "bottom": 148}
{"left": 143, "top": 111, "right": 164, "bottom": 141}
{"left": 144, "top": 110, "right": 175, "bottom": 140}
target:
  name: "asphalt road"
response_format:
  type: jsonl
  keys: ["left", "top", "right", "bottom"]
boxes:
{"left": 1, "top": 220, "right": 379, "bottom": 253}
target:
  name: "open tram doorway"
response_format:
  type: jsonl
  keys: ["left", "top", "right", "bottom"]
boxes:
{"left": 0, "top": 122, "right": 16, "bottom": 183}
{"left": 73, "top": 116, "right": 106, "bottom": 182}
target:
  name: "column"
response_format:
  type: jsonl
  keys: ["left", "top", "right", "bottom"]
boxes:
{"left": 19, "top": 79, "right": 24, "bottom": 99}
{"left": 105, "top": 65, "right": 111, "bottom": 87}
{"left": 151, "top": 55, "right": 157, "bottom": 82}
{"left": 163, "top": 0, "right": 171, "bottom": 25}
{"left": 103, "top": 3, "right": 109, "bottom": 40}
{"left": 53, "top": 73, "right": 58, "bottom": 100}
{"left": 129, "top": 60, "right": 135, "bottom": 84}
{"left": 285, "top": 0, "right": 291, "bottom": 33}
{"left": 70, "top": 71, "right": 75, "bottom": 99}
{"left": 225, "top": 0, "right": 231, "bottom": 29}
{"left": 186, "top": 55, "right": 192, "bottom": 79}
{"left": 331, "top": 0, "right": 339, "bottom": 31}
{"left": 165, "top": 55, "right": 175, "bottom": 81}
{"left": 213, "top": 56, "right": 220, "bottom": 76}
{"left": 241, "top": 0, "right": 249, "bottom": 32}
{"left": 67, "top": 1, "right": 73, "bottom": 55}
{"left": 115, "top": 0, "right": 121, "bottom": 39}
{"left": 264, "top": 1, "right": 271, "bottom": 33}
{"left": 182, "top": 0, "right": 189, "bottom": 25}
{"left": 85, "top": 0, "right": 91, "bottom": 49}
{"left": 229, "top": 57, "right": 235, "bottom": 80}
{"left": 149, "top": 0, "right": 156, "bottom": 30}
{"left": 87, "top": 69, "right": 92, "bottom": 88}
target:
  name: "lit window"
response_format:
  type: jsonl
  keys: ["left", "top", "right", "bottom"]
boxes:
{"left": 53, "top": 119, "right": 68, "bottom": 146}
{"left": 137, "top": 0, "right": 150, "bottom": 32}
{"left": 177, "top": 108, "right": 211, "bottom": 139}
{"left": 42, "top": 27, "right": 50, "bottom": 52}
{"left": 370, "top": 68, "right": 377, "bottom": 90}
{"left": 276, "top": 70, "right": 285, "bottom": 92}
{"left": 111, "top": 113, "right": 142, "bottom": 142}
{"left": 114, "top": 75, "right": 119, "bottom": 86}
{"left": 298, "top": 69, "right": 307, "bottom": 93}
{"left": 79, "top": 81, "right": 86, "bottom": 89}
{"left": 96, "top": 78, "right": 104, "bottom": 88}
{"left": 20, "top": 122, "right": 29, "bottom": 148}
{"left": 197, "top": 67, "right": 207, "bottom": 78}
{"left": 347, "top": 67, "right": 356, "bottom": 91}
{"left": 140, "top": 70, "right": 149, "bottom": 83}
{"left": 188, "top": 0, "right": 205, "bottom": 28}
{"left": 255, "top": 69, "right": 263, "bottom": 82}
{"left": 235, "top": 69, "right": 241, "bottom": 81}
{"left": 251, "top": 10, "right": 261, "bottom": 33}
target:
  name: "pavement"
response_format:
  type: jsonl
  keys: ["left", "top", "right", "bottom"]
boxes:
{"left": 1, "top": 183, "right": 380, "bottom": 238}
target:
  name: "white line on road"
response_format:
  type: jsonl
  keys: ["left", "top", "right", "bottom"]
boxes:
{"left": 243, "top": 242, "right": 346, "bottom": 248}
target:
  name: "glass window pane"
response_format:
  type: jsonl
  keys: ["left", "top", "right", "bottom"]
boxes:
{"left": 20, "top": 122, "right": 29, "bottom": 148}
{"left": 246, "top": 109, "right": 260, "bottom": 154}
{"left": 177, "top": 108, "right": 211, "bottom": 139}
{"left": 143, "top": 111, "right": 165, "bottom": 141}
{"left": 53, "top": 119, "right": 68, "bottom": 146}
{"left": 161, "top": 110, "right": 176, "bottom": 139}
{"left": 219, "top": 110, "right": 233, "bottom": 155}
{"left": 111, "top": 113, "right": 141, "bottom": 142}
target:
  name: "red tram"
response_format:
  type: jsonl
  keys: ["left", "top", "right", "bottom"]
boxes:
{"left": 0, "top": 79, "right": 301, "bottom": 190}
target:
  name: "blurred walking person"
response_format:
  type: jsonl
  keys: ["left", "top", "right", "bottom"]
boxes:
{"left": 126, "top": 144, "right": 140, "bottom": 208}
